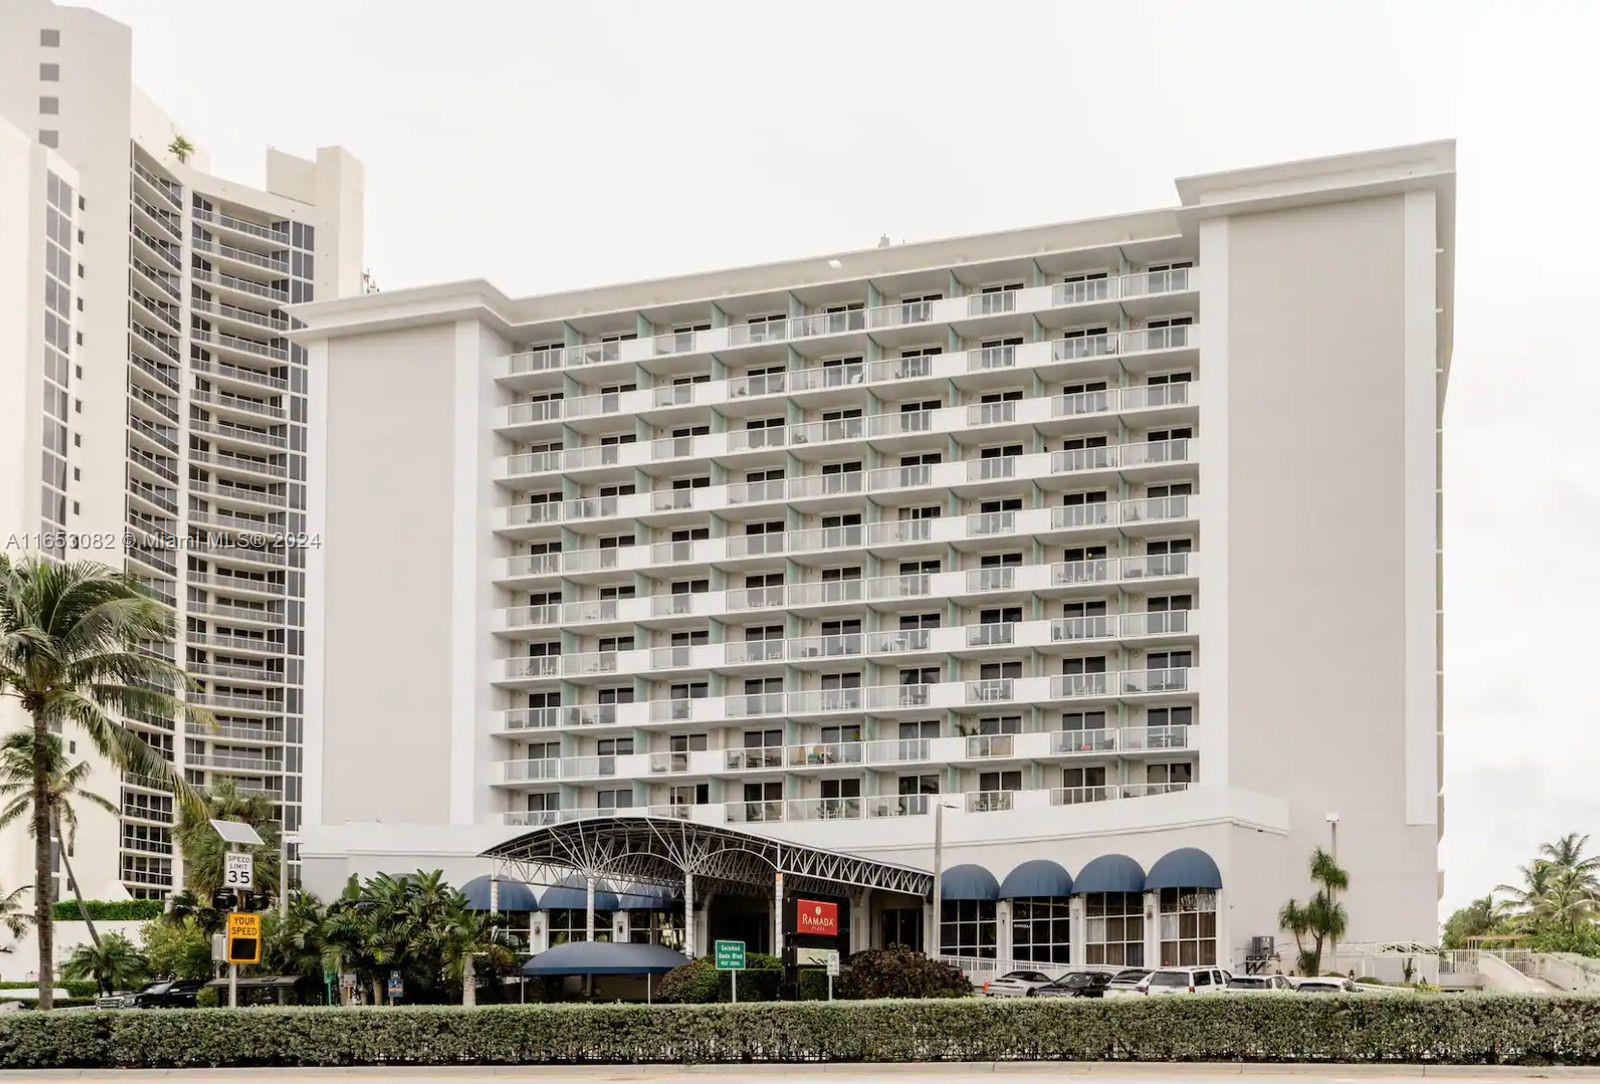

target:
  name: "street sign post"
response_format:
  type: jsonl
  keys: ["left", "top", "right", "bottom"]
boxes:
{"left": 714, "top": 939, "right": 746, "bottom": 1003}
{"left": 223, "top": 851, "right": 254, "bottom": 891}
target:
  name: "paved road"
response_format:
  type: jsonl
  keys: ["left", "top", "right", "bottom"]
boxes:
{"left": 6, "top": 1065, "right": 1599, "bottom": 1083}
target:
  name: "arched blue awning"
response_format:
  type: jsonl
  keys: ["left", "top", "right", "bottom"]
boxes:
{"left": 521, "top": 941, "right": 689, "bottom": 976}
{"left": 459, "top": 874, "right": 538, "bottom": 912}
{"left": 1145, "top": 847, "right": 1223, "bottom": 891}
{"left": 615, "top": 883, "right": 678, "bottom": 911}
{"left": 998, "top": 858, "right": 1073, "bottom": 899}
{"left": 940, "top": 863, "right": 1000, "bottom": 901}
{"left": 538, "top": 876, "right": 621, "bottom": 911}
{"left": 1073, "top": 854, "right": 1146, "bottom": 895}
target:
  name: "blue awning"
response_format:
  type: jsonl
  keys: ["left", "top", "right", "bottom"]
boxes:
{"left": 459, "top": 875, "right": 538, "bottom": 912}
{"left": 615, "top": 883, "right": 678, "bottom": 911}
{"left": 940, "top": 863, "right": 1000, "bottom": 901}
{"left": 1073, "top": 854, "right": 1146, "bottom": 895}
{"left": 998, "top": 858, "right": 1074, "bottom": 899}
{"left": 521, "top": 941, "right": 689, "bottom": 976}
{"left": 538, "top": 876, "right": 621, "bottom": 911}
{"left": 1144, "top": 847, "right": 1223, "bottom": 891}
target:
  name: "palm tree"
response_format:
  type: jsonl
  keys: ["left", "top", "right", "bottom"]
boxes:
{"left": 1278, "top": 847, "right": 1349, "bottom": 974}
{"left": 175, "top": 777, "right": 281, "bottom": 899}
{"left": 166, "top": 135, "right": 194, "bottom": 163}
{"left": 0, "top": 882, "right": 31, "bottom": 940}
{"left": 0, "top": 555, "right": 205, "bottom": 1009}
{"left": 1442, "top": 894, "right": 1509, "bottom": 949}
{"left": 61, "top": 931, "right": 148, "bottom": 997}
{"left": 441, "top": 905, "right": 516, "bottom": 1007}
{"left": 0, "top": 729, "right": 118, "bottom": 947}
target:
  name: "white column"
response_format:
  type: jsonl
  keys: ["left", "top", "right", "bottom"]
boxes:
{"left": 683, "top": 872, "right": 696, "bottom": 958}
{"left": 614, "top": 909, "right": 630, "bottom": 944}
{"left": 1070, "top": 896, "right": 1086, "bottom": 967}
{"left": 996, "top": 899, "right": 1013, "bottom": 968}
{"left": 1143, "top": 890, "right": 1161, "bottom": 969}
{"left": 773, "top": 870, "right": 784, "bottom": 960}
{"left": 585, "top": 876, "right": 596, "bottom": 942}
{"left": 850, "top": 890, "right": 871, "bottom": 953}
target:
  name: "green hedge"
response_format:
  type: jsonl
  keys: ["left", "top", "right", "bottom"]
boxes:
{"left": 0, "top": 981, "right": 99, "bottom": 998}
{"left": 2, "top": 996, "right": 1600, "bottom": 1068}
{"left": 51, "top": 899, "right": 164, "bottom": 921}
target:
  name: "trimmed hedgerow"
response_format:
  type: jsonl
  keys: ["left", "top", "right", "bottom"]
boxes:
{"left": 50, "top": 899, "right": 164, "bottom": 922}
{"left": 2, "top": 996, "right": 1600, "bottom": 1069}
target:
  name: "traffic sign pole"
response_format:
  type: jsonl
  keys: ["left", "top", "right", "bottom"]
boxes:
{"left": 731, "top": 969, "right": 737, "bottom": 1004}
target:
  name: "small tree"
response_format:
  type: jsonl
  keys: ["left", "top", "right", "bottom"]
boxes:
{"left": 167, "top": 135, "right": 194, "bottom": 163}
{"left": 1278, "top": 846, "right": 1349, "bottom": 974}
{"left": 62, "top": 932, "right": 148, "bottom": 996}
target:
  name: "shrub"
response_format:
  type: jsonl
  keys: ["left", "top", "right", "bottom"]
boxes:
{"left": 4, "top": 996, "right": 1600, "bottom": 1068}
{"left": 836, "top": 947, "right": 970, "bottom": 1000}
{"left": 51, "top": 899, "right": 164, "bottom": 922}
{"left": 655, "top": 952, "right": 783, "bottom": 1003}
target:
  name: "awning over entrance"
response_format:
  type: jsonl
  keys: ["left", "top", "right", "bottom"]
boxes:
{"left": 521, "top": 941, "right": 690, "bottom": 977}
{"left": 1144, "top": 847, "right": 1223, "bottom": 890}
{"left": 539, "top": 876, "right": 620, "bottom": 911}
{"left": 483, "top": 815, "right": 934, "bottom": 901}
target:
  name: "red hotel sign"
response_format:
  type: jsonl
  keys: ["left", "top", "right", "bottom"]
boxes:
{"left": 795, "top": 898, "right": 839, "bottom": 937}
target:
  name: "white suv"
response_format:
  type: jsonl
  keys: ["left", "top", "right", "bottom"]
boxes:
{"left": 1137, "top": 966, "right": 1232, "bottom": 995}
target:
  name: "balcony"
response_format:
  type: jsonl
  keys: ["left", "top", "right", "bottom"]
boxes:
{"left": 498, "top": 386, "right": 1196, "bottom": 483}
{"left": 498, "top": 270, "right": 1197, "bottom": 379}
{"left": 495, "top": 443, "right": 1194, "bottom": 533}
{"left": 493, "top": 671, "right": 1195, "bottom": 738}
{"left": 193, "top": 237, "right": 289, "bottom": 274}
{"left": 495, "top": 552, "right": 1196, "bottom": 636}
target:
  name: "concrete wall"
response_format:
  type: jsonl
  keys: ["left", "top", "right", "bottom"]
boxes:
{"left": 317, "top": 324, "right": 460, "bottom": 827}
{"left": 1204, "top": 193, "right": 1440, "bottom": 945}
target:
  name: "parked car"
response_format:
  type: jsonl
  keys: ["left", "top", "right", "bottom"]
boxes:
{"left": 1030, "top": 969, "right": 1113, "bottom": 998}
{"left": 1138, "top": 966, "right": 1233, "bottom": 995}
{"left": 1294, "top": 976, "right": 1361, "bottom": 994}
{"left": 981, "top": 969, "right": 1054, "bottom": 997}
{"left": 1101, "top": 968, "right": 1153, "bottom": 998}
{"left": 1226, "top": 974, "right": 1294, "bottom": 993}
{"left": 96, "top": 979, "right": 207, "bottom": 1010}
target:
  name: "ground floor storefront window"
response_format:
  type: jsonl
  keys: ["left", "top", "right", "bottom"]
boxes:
{"left": 940, "top": 899, "right": 996, "bottom": 958}
{"left": 548, "top": 908, "right": 614, "bottom": 945}
{"left": 881, "top": 906, "right": 923, "bottom": 952}
{"left": 1011, "top": 897, "right": 1071, "bottom": 964}
{"left": 1083, "top": 891, "right": 1144, "bottom": 966}
{"left": 1159, "top": 887, "right": 1217, "bottom": 965}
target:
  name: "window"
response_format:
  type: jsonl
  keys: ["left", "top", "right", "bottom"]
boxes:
{"left": 40, "top": 62, "right": 60, "bottom": 80}
{"left": 549, "top": 905, "right": 613, "bottom": 945}
{"left": 39, "top": 130, "right": 58, "bottom": 148}
{"left": 1146, "top": 762, "right": 1194, "bottom": 791}
{"left": 41, "top": 29, "right": 61, "bottom": 46}
{"left": 1083, "top": 892, "right": 1144, "bottom": 966}
{"left": 39, "top": 96, "right": 58, "bottom": 114}
{"left": 1012, "top": 897, "right": 1072, "bottom": 964}
{"left": 1159, "top": 887, "right": 1218, "bottom": 966}
{"left": 881, "top": 907, "right": 924, "bottom": 952}
{"left": 940, "top": 899, "right": 996, "bottom": 959}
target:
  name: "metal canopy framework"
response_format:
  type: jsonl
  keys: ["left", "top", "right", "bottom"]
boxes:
{"left": 482, "top": 816, "right": 933, "bottom": 903}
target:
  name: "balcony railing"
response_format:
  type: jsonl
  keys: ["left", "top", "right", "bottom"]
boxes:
{"left": 501, "top": 271, "right": 1196, "bottom": 376}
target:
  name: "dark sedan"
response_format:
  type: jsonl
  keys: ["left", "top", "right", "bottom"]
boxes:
{"left": 1030, "top": 970, "right": 1114, "bottom": 998}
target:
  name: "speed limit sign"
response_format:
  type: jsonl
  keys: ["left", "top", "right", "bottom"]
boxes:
{"left": 223, "top": 852, "right": 254, "bottom": 890}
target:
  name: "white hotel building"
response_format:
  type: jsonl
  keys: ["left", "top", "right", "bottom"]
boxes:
{"left": 0, "top": 0, "right": 363, "bottom": 904}
{"left": 300, "top": 142, "right": 1451, "bottom": 971}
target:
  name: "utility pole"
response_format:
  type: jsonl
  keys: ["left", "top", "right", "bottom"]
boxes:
{"left": 1326, "top": 811, "right": 1341, "bottom": 969}
{"left": 928, "top": 801, "right": 945, "bottom": 956}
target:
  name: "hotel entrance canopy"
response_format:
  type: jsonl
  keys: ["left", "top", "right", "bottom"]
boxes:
{"left": 482, "top": 815, "right": 933, "bottom": 956}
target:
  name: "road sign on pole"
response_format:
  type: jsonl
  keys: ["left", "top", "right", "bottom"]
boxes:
{"left": 226, "top": 913, "right": 262, "bottom": 964}
{"left": 715, "top": 939, "right": 745, "bottom": 1003}
{"left": 223, "top": 851, "right": 254, "bottom": 890}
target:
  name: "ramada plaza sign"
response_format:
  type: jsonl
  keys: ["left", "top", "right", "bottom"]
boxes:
{"left": 795, "top": 898, "right": 839, "bottom": 937}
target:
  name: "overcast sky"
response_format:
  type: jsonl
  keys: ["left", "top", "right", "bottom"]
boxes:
{"left": 89, "top": 0, "right": 1600, "bottom": 920}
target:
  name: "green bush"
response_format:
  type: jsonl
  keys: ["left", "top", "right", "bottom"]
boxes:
{"left": 836, "top": 947, "right": 970, "bottom": 1000}
{"left": 656, "top": 952, "right": 783, "bottom": 1003}
{"left": 3, "top": 996, "right": 1600, "bottom": 1068}
{"left": 51, "top": 899, "right": 164, "bottom": 922}
{"left": 0, "top": 981, "right": 98, "bottom": 998}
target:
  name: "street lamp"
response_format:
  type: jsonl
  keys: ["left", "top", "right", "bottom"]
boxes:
{"left": 1325, "top": 812, "right": 1341, "bottom": 966}
{"left": 927, "top": 800, "right": 962, "bottom": 957}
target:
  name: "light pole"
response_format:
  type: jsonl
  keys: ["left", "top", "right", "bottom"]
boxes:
{"left": 927, "top": 800, "right": 960, "bottom": 957}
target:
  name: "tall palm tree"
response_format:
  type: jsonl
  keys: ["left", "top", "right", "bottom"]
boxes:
{"left": 175, "top": 777, "right": 281, "bottom": 899}
{"left": 1539, "top": 833, "right": 1600, "bottom": 884}
{"left": 0, "top": 556, "right": 205, "bottom": 1009}
{"left": 0, "top": 729, "right": 118, "bottom": 947}
{"left": 441, "top": 905, "right": 516, "bottom": 1007}
{"left": 1498, "top": 860, "right": 1557, "bottom": 923}
{"left": 1278, "top": 847, "right": 1349, "bottom": 974}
